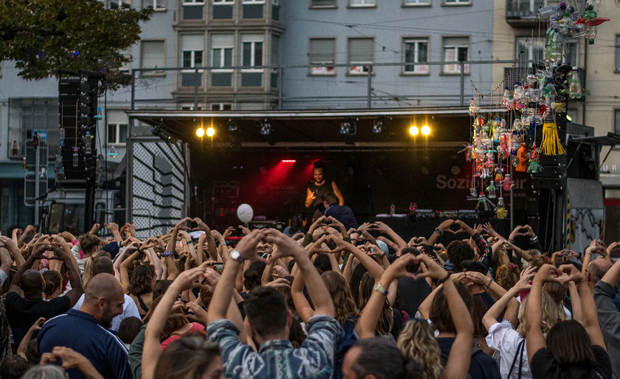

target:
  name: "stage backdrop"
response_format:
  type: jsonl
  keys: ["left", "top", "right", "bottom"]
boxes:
{"left": 192, "top": 147, "right": 537, "bottom": 232}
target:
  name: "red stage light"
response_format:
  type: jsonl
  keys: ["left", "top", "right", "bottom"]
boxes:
{"left": 281, "top": 160, "right": 296, "bottom": 163}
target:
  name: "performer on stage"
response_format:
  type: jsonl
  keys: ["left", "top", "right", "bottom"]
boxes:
{"left": 305, "top": 161, "right": 343, "bottom": 221}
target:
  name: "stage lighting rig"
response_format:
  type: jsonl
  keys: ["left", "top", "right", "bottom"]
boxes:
{"left": 228, "top": 119, "right": 238, "bottom": 131}
{"left": 421, "top": 125, "right": 431, "bottom": 136}
{"left": 409, "top": 126, "right": 419, "bottom": 136}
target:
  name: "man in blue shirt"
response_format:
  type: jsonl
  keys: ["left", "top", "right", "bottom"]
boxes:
{"left": 323, "top": 192, "right": 358, "bottom": 231}
{"left": 38, "top": 273, "right": 131, "bottom": 379}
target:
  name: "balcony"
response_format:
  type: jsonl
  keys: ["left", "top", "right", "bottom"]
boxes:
{"left": 506, "top": 0, "right": 545, "bottom": 26}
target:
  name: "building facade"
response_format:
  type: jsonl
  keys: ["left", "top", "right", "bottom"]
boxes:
{"left": 0, "top": 0, "right": 527, "bottom": 231}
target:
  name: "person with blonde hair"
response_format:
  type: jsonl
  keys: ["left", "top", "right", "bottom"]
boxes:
{"left": 482, "top": 266, "right": 569, "bottom": 379}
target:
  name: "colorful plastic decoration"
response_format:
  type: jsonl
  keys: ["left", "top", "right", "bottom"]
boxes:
{"left": 515, "top": 143, "right": 529, "bottom": 172}
{"left": 527, "top": 144, "right": 544, "bottom": 173}
{"left": 575, "top": 4, "right": 610, "bottom": 44}
{"left": 503, "top": 174, "right": 511, "bottom": 191}
{"left": 539, "top": 120, "right": 565, "bottom": 156}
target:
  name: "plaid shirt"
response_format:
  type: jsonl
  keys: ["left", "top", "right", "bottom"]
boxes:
{"left": 208, "top": 315, "right": 343, "bottom": 379}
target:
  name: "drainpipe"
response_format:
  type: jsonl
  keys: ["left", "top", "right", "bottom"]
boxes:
{"left": 582, "top": 39, "right": 588, "bottom": 124}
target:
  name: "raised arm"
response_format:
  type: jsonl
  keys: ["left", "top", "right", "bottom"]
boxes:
{"left": 164, "top": 218, "right": 191, "bottom": 280}
{"left": 119, "top": 245, "right": 142, "bottom": 292}
{"left": 559, "top": 264, "right": 606, "bottom": 349}
{"left": 482, "top": 266, "right": 535, "bottom": 331}
{"left": 208, "top": 230, "right": 265, "bottom": 323}
{"left": 143, "top": 267, "right": 206, "bottom": 379}
{"left": 526, "top": 265, "right": 559, "bottom": 363}
{"left": 193, "top": 218, "right": 218, "bottom": 261}
{"left": 105, "top": 222, "right": 123, "bottom": 243}
{"left": 373, "top": 221, "right": 407, "bottom": 250}
{"left": 266, "top": 229, "right": 335, "bottom": 317}
{"left": 50, "top": 244, "right": 83, "bottom": 306}
{"left": 336, "top": 238, "right": 384, "bottom": 281}
{"left": 356, "top": 254, "right": 418, "bottom": 339}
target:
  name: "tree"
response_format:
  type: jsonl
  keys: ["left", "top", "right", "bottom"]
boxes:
{"left": 0, "top": 0, "right": 151, "bottom": 89}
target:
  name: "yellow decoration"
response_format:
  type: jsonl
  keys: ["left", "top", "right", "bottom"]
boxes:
{"left": 539, "top": 121, "right": 565, "bottom": 156}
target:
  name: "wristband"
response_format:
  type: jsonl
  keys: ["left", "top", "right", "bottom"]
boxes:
{"left": 434, "top": 228, "right": 444, "bottom": 236}
{"left": 486, "top": 277, "right": 494, "bottom": 289}
{"left": 437, "top": 272, "right": 451, "bottom": 285}
{"left": 373, "top": 282, "right": 389, "bottom": 297}
{"left": 161, "top": 249, "right": 173, "bottom": 257}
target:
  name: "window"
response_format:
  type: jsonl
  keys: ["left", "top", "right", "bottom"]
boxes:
{"left": 109, "top": 0, "right": 131, "bottom": 9}
{"left": 615, "top": 110, "right": 620, "bottom": 135}
{"left": 211, "top": 34, "right": 233, "bottom": 87}
{"left": 271, "top": 34, "right": 280, "bottom": 88}
{"left": 403, "top": 39, "right": 429, "bottom": 74}
{"left": 242, "top": 0, "right": 264, "bottom": 18}
{"left": 183, "top": 0, "right": 204, "bottom": 20}
{"left": 403, "top": 0, "right": 430, "bottom": 5}
{"left": 350, "top": 0, "right": 376, "bottom": 6}
{"left": 614, "top": 35, "right": 620, "bottom": 71}
{"left": 107, "top": 123, "right": 128, "bottom": 144}
{"left": 241, "top": 35, "right": 264, "bottom": 86}
{"left": 8, "top": 98, "right": 59, "bottom": 158}
{"left": 444, "top": 0, "right": 470, "bottom": 4}
{"left": 348, "top": 38, "right": 373, "bottom": 75}
{"left": 311, "top": 0, "right": 336, "bottom": 8}
{"left": 180, "top": 35, "right": 204, "bottom": 87}
{"left": 143, "top": 0, "right": 167, "bottom": 9}
{"left": 140, "top": 41, "right": 165, "bottom": 74}
{"left": 309, "top": 38, "right": 336, "bottom": 75}
{"left": 272, "top": 0, "right": 280, "bottom": 20}
{"left": 242, "top": 39, "right": 263, "bottom": 68}
{"left": 443, "top": 37, "right": 469, "bottom": 74}
{"left": 212, "top": 0, "right": 233, "bottom": 19}
{"left": 211, "top": 103, "right": 232, "bottom": 110}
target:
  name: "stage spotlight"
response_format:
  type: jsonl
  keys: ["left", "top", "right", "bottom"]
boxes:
{"left": 421, "top": 125, "right": 430, "bottom": 136}
{"left": 261, "top": 122, "right": 272, "bottom": 135}
{"left": 409, "top": 126, "right": 419, "bottom": 136}
{"left": 372, "top": 119, "right": 383, "bottom": 134}
{"left": 196, "top": 127, "right": 205, "bottom": 137}
{"left": 228, "top": 119, "right": 238, "bottom": 131}
{"left": 340, "top": 121, "right": 351, "bottom": 134}
{"left": 206, "top": 127, "right": 215, "bottom": 137}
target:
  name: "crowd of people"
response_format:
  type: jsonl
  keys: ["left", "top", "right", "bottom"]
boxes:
{"left": 0, "top": 204, "right": 619, "bottom": 379}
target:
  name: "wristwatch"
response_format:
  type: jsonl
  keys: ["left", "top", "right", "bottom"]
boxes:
{"left": 230, "top": 249, "right": 243, "bottom": 262}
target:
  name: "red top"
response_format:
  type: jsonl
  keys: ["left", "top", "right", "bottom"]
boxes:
{"left": 160, "top": 322, "right": 206, "bottom": 350}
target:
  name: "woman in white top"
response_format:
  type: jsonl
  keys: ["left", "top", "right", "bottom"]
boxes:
{"left": 482, "top": 267, "right": 569, "bottom": 379}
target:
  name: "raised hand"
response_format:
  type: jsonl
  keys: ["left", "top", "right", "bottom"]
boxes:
{"left": 234, "top": 229, "right": 267, "bottom": 262}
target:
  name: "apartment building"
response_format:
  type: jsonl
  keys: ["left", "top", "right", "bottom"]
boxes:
{"left": 0, "top": 0, "right": 497, "bottom": 230}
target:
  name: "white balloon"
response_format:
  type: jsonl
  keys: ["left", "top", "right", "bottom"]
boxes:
{"left": 237, "top": 203, "right": 254, "bottom": 223}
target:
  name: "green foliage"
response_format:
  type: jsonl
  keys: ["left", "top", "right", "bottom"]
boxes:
{"left": 0, "top": 0, "right": 151, "bottom": 89}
